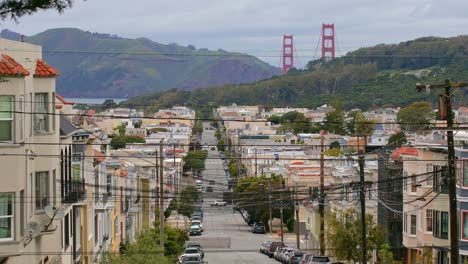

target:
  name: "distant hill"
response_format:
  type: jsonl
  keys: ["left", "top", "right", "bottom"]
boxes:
{"left": 124, "top": 35, "right": 468, "bottom": 110}
{"left": 20, "top": 28, "right": 279, "bottom": 97}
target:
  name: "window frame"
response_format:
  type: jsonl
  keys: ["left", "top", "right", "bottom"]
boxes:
{"left": 410, "top": 214, "right": 417, "bottom": 236}
{"left": 0, "top": 193, "right": 14, "bottom": 241}
{"left": 426, "top": 163, "right": 433, "bottom": 186}
{"left": 426, "top": 209, "right": 433, "bottom": 233}
{"left": 34, "top": 93, "right": 49, "bottom": 133}
{"left": 0, "top": 95, "right": 14, "bottom": 142}
{"left": 463, "top": 159, "right": 468, "bottom": 188}
{"left": 462, "top": 211, "right": 468, "bottom": 241}
{"left": 35, "top": 171, "right": 49, "bottom": 212}
{"left": 441, "top": 211, "right": 449, "bottom": 239}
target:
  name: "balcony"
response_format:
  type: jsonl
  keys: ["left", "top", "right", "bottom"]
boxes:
{"left": 62, "top": 179, "right": 86, "bottom": 204}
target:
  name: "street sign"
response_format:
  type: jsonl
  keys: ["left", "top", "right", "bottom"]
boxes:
{"left": 304, "top": 232, "right": 310, "bottom": 240}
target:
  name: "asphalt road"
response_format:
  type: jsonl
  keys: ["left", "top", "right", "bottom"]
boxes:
{"left": 187, "top": 122, "right": 278, "bottom": 264}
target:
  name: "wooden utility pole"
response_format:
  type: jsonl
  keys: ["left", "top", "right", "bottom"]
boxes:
{"left": 254, "top": 147, "right": 258, "bottom": 177}
{"left": 294, "top": 181, "right": 300, "bottom": 249}
{"left": 359, "top": 154, "right": 366, "bottom": 264}
{"left": 319, "top": 135, "right": 325, "bottom": 256}
{"left": 159, "top": 140, "right": 165, "bottom": 248}
{"left": 416, "top": 80, "right": 468, "bottom": 264}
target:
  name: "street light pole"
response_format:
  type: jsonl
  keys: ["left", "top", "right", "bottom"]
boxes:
{"left": 267, "top": 172, "right": 272, "bottom": 233}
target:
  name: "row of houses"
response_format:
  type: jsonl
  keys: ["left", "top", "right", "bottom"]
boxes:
{"left": 217, "top": 105, "right": 468, "bottom": 263}
{"left": 0, "top": 38, "right": 192, "bottom": 264}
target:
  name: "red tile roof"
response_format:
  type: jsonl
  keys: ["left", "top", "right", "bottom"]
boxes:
{"left": 34, "top": 59, "right": 60, "bottom": 77}
{"left": 0, "top": 54, "right": 30, "bottom": 76}
{"left": 93, "top": 149, "right": 106, "bottom": 163}
{"left": 391, "top": 146, "right": 418, "bottom": 159}
{"left": 55, "top": 94, "right": 74, "bottom": 105}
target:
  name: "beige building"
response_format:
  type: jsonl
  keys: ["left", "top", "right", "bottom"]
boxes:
{"left": 0, "top": 38, "right": 62, "bottom": 263}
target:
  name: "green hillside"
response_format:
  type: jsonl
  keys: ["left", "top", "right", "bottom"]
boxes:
{"left": 123, "top": 36, "right": 468, "bottom": 110}
{"left": 24, "top": 28, "right": 280, "bottom": 98}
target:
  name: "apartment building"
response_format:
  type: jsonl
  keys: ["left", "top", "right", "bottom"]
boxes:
{"left": 0, "top": 38, "right": 62, "bottom": 263}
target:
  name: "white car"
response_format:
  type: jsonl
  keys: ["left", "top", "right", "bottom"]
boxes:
{"left": 191, "top": 220, "right": 203, "bottom": 232}
{"left": 210, "top": 200, "right": 227, "bottom": 206}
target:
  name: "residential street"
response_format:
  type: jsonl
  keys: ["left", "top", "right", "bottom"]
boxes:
{"left": 187, "top": 123, "right": 278, "bottom": 264}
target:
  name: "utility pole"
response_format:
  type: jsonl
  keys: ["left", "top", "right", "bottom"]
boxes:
{"left": 294, "top": 179, "right": 300, "bottom": 249}
{"left": 254, "top": 147, "right": 258, "bottom": 177}
{"left": 319, "top": 135, "right": 325, "bottom": 256}
{"left": 159, "top": 140, "right": 165, "bottom": 248}
{"left": 359, "top": 153, "right": 366, "bottom": 264}
{"left": 267, "top": 173, "right": 272, "bottom": 233}
{"left": 280, "top": 190, "right": 284, "bottom": 243}
{"left": 416, "top": 80, "right": 468, "bottom": 264}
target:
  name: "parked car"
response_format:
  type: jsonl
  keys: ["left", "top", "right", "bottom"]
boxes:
{"left": 186, "top": 242, "right": 204, "bottom": 258}
{"left": 184, "top": 248, "right": 203, "bottom": 259}
{"left": 307, "top": 255, "right": 331, "bottom": 263}
{"left": 191, "top": 220, "right": 204, "bottom": 232}
{"left": 289, "top": 251, "right": 305, "bottom": 264}
{"left": 300, "top": 253, "right": 314, "bottom": 264}
{"left": 180, "top": 255, "right": 202, "bottom": 264}
{"left": 281, "top": 248, "right": 297, "bottom": 263}
{"left": 273, "top": 246, "right": 286, "bottom": 261}
{"left": 189, "top": 225, "right": 202, "bottom": 236}
{"left": 252, "top": 222, "right": 265, "bottom": 234}
{"left": 261, "top": 241, "right": 272, "bottom": 255}
{"left": 267, "top": 241, "right": 285, "bottom": 257}
{"left": 260, "top": 241, "right": 269, "bottom": 254}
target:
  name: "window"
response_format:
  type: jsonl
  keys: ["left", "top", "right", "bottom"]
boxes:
{"left": 462, "top": 212, "right": 468, "bottom": 240}
{"left": 463, "top": 160, "right": 468, "bottom": 187}
{"left": 403, "top": 213, "right": 407, "bottom": 233}
{"left": 426, "top": 209, "right": 433, "bottom": 233}
{"left": 411, "top": 175, "right": 417, "bottom": 192}
{"left": 52, "top": 170, "right": 56, "bottom": 206}
{"left": 20, "top": 190, "right": 24, "bottom": 237}
{"left": 434, "top": 210, "right": 440, "bottom": 237}
{"left": 34, "top": 93, "right": 49, "bottom": 133}
{"left": 106, "top": 174, "right": 112, "bottom": 195}
{"left": 0, "top": 96, "right": 13, "bottom": 141}
{"left": 441, "top": 212, "right": 449, "bottom": 239}
{"left": 35, "top": 171, "right": 49, "bottom": 211}
{"left": 433, "top": 165, "right": 448, "bottom": 193}
{"left": 94, "top": 214, "right": 98, "bottom": 245}
{"left": 0, "top": 193, "right": 13, "bottom": 240}
{"left": 403, "top": 171, "right": 408, "bottom": 191}
{"left": 64, "top": 213, "right": 69, "bottom": 249}
{"left": 19, "top": 95, "right": 24, "bottom": 141}
{"left": 426, "top": 163, "right": 433, "bottom": 186}
{"left": 410, "top": 215, "right": 417, "bottom": 235}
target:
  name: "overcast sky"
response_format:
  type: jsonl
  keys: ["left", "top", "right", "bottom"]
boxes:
{"left": 1, "top": 0, "right": 468, "bottom": 67}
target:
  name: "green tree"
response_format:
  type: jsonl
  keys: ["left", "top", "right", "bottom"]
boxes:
{"left": 352, "top": 111, "right": 376, "bottom": 137}
{"left": 388, "top": 131, "right": 407, "bottom": 146}
{"left": 115, "top": 123, "right": 126, "bottom": 135}
{"left": 110, "top": 135, "right": 145, "bottom": 149}
{"left": 101, "top": 230, "right": 170, "bottom": 264}
{"left": 326, "top": 209, "right": 386, "bottom": 263}
{"left": 217, "top": 138, "right": 225, "bottom": 152}
{"left": 323, "top": 99, "right": 346, "bottom": 135}
{"left": 178, "top": 186, "right": 200, "bottom": 217}
{"left": 0, "top": 0, "right": 75, "bottom": 21}
{"left": 397, "top": 101, "right": 433, "bottom": 133}
{"left": 267, "top": 115, "right": 281, "bottom": 125}
{"left": 103, "top": 98, "right": 117, "bottom": 109}
{"left": 234, "top": 175, "right": 292, "bottom": 231}
{"left": 183, "top": 150, "right": 207, "bottom": 172}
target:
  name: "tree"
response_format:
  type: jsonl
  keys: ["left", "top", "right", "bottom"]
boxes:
{"left": 110, "top": 135, "right": 145, "bottom": 149}
{"left": 326, "top": 209, "right": 386, "bottom": 263}
{"left": 178, "top": 186, "right": 200, "bottom": 217}
{"left": 183, "top": 150, "right": 207, "bottom": 172}
{"left": 388, "top": 131, "right": 407, "bottom": 146}
{"left": 397, "top": 101, "right": 433, "bottom": 133}
{"left": 103, "top": 98, "right": 117, "bottom": 109}
{"left": 267, "top": 115, "right": 281, "bottom": 125}
{"left": 233, "top": 175, "right": 292, "bottom": 231}
{"left": 323, "top": 99, "right": 346, "bottom": 135}
{"left": 0, "top": 0, "right": 74, "bottom": 21}
{"left": 217, "top": 138, "right": 225, "bottom": 152}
